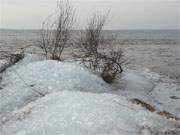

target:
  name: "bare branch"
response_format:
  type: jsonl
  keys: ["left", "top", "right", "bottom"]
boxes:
{"left": 37, "top": 0, "right": 76, "bottom": 61}
{"left": 75, "top": 11, "right": 124, "bottom": 83}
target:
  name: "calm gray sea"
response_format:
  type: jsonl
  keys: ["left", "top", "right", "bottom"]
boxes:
{"left": 0, "top": 30, "right": 179, "bottom": 50}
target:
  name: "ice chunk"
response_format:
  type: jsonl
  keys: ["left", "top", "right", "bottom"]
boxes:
{"left": 2, "top": 91, "right": 179, "bottom": 135}
{"left": 0, "top": 59, "right": 109, "bottom": 116}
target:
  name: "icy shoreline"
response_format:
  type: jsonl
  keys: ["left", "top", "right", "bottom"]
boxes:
{"left": 0, "top": 54, "right": 180, "bottom": 135}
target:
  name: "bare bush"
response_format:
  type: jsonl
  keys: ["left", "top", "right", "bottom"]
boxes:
{"left": 38, "top": 0, "right": 76, "bottom": 60}
{"left": 77, "top": 13, "right": 107, "bottom": 57}
{"left": 0, "top": 50, "right": 24, "bottom": 73}
{"left": 76, "top": 12, "right": 124, "bottom": 83}
{"left": 100, "top": 50, "right": 124, "bottom": 83}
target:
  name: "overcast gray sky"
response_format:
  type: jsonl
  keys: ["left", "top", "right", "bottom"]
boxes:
{"left": 0, "top": 0, "right": 179, "bottom": 29}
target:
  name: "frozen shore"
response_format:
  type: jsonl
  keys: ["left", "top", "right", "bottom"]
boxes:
{"left": 0, "top": 54, "right": 179, "bottom": 135}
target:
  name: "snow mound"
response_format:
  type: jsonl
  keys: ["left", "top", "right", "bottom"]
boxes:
{"left": 2, "top": 91, "right": 179, "bottom": 135}
{"left": 2, "top": 60, "right": 109, "bottom": 93}
{"left": 0, "top": 59, "right": 109, "bottom": 116}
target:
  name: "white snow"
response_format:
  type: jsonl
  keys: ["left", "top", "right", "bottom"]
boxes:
{"left": 150, "top": 81, "right": 180, "bottom": 117}
{"left": 110, "top": 68, "right": 180, "bottom": 118}
{"left": 0, "top": 54, "right": 179, "bottom": 135}
{"left": 0, "top": 54, "right": 109, "bottom": 117}
{"left": 1, "top": 91, "right": 179, "bottom": 135}
{"left": 116, "top": 72, "right": 155, "bottom": 92}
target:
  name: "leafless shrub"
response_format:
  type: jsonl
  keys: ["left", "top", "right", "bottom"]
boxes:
{"left": 38, "top": 0, "right": 76, "bottom": 60}
{"left": 9, "top": 53, "right": 24, "bottom": 65}
{"left": 0, "top": 50, "right": 24, "bottom": 73}
{"left": 100, "top": 49, "right": 124, "bottom": 83}
{"left": 75, "top": 12, "right": 124, "bottom": 83}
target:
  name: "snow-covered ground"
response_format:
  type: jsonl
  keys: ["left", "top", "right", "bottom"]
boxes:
{"left": 112, "top": 68, "right": 180, "bottom": 118}
{"left": 1, "top": 91, "right": 179, "bottom": 135}
{"left": 0, "top": 54, "right": 109, "bottom": 117}
{"left": 0, "top": 54, "right": 180, "bottom": 135}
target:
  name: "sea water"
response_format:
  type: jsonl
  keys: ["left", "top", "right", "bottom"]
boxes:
{"left": 0, "top": 29, "right": 179, "bottom": 50}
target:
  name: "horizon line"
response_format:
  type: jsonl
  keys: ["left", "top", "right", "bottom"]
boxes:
{"left": 0, "top": 28, "right": 179, "bottom": 31}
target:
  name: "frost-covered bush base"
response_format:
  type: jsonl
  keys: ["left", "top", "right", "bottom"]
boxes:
{"left": 2, "top": 91, "right": 179, "bottom": 135}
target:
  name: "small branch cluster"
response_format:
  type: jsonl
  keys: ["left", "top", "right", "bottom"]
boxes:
{"left": 76, "top": 13, "right": 124, "bottom": 83}
{"left": 38, "top": 0, "right": 75, "bottom": 60}
{"left": 0, "top": 50, "right": 24, "bottom": 73}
